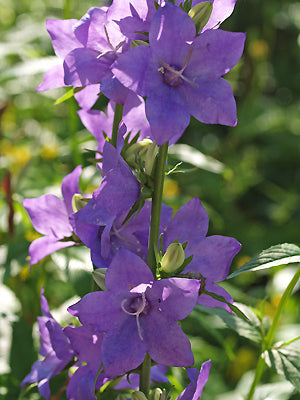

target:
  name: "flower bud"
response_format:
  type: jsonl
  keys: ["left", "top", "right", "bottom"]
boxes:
{"left": 115, "top": 395, "right": 127, "bottom": 400}
{"left": 124, "top": 139, "right": 153, "bottom": 167}
{"left": 150, "top": 388, "right": 163, "bottom": 400}
{"left": 72, "top": 194, "right": 87, "bottom": 213}
{"left": 188, "top": 1, "right": 213, "bottom": 31}
{"left": 144, "top": 142, "right": 158, "bottom": 176}
{"left": 92, "top": 268, "right": 108, "bottom": 291}
{"left": 131, "top": 391, "right": 148, "bottom": 400}
{"left": 161, "top": 243, "right": 185, "bottom": 273}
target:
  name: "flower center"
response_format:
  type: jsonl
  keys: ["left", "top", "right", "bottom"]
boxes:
{"left": 121, "top": 292, "right": 149, "bottom": 340}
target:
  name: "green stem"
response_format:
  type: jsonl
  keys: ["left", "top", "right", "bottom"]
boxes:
{"left": 63, "top": 0, "right": 71, "bottom": 18}
{"left": 245, "top": 265, "right": 300, "bottom": 400}
{"left": 111, "top": 103, "right": 124, "bottom": 148}
{"left": 139, "top": 142, "right": 168, "bottom": 396}
{"left": 139, "top": 353, "right": 151, "bottom": 398}
{"left": 147, "top": 142, "right": 168, "bottom": 275}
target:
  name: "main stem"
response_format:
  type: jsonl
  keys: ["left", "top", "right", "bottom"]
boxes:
{"left": 147, "top": 142, "right": 169, "bottom": 274}
{"left": 245, "top": 265, "right": 300, "bottom": 400}
{"left": 139, "top": 142, "right": 168, "bottom": 397}
{"left": 111, "top": 103, "right": 124, "bottom": 148}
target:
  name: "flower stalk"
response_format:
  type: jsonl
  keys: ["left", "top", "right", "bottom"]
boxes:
{"left": 111, "top": 103, "right": 124, "bottom": 147}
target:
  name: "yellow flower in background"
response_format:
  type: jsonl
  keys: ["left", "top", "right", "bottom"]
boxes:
{"left": 40, "top": 144, "right": 59, "bottom": 160}
{"left": 163, "top": 178, "right": 180, "bottom": 200}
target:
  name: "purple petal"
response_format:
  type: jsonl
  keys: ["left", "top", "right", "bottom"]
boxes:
{"left": 67, "top": 367, "right": 98, "bottom": 400}
{"left": 163, "top": 198, "right": 209, "bottom": 255}
{"left": 28, "top": 236, "right": 74, "bottom": 265}
{"left": 64, "top": 326, "right": 104, "bottom": 369}
{"left": 198, "top": 282, "right": 232, "bottom": 311}
{"left": 149, "top": 3, "right": 195, "bottom": 65}
{"left": 180, "top": 77, "right": 238, "bottom": 127}
{"left": 185, "top": 30, "right": 246, "bottom": 79}
{"left": 149, "top": 278, "right": 200, "bottom": 321}
{"left": 64, "top": 48, "right": 112, "bottom": 87}
{"left": 112, "top": 45, "right": 151, "bottom": 96}
{"left": 145, "top": 90, "right": 190, "bottom": 145}
{"left": 72, "top": 198, "right": 115, "bottom": 226}
{"left": 123, "top": 92, "right": 151, "bottom": 140}
{"left": 204, "top": 0, "right": 237, "bottom": 30}
{"left": 187, "top": 235, "right": 241, "bottom": 281}
{"left": 46, "top": 319, "right": 73, "bottom": 361}
{"left": 100, "top": 74, "right": 130, "bottom": 104}
{"left": 61, "top": 165, "right": 82, "bottom": 215}
{"left": 23, "top": 195, "right": 71, "bottom": 237}
{"left": 36, "top": 62, "right": 66, "bottom": 91}
{"left": 46, "top": 19, "right": 81, "bottom": 58}
{"left": 74, "top": 7, "right": 109, "bottom": 49}
{"left": 105, "top": 249, "right": 153, "bottom": 291}
{"left": 74, "top": 84, "right": 100, "bottom": 109}
{"left": 68, "top": 291, "right": 127, "bottom": 332}
{"left": 101, "top": 316, "right": 146, "bottom": 377}
{"left": 78, "top": 109, "right": 112, "bottom": 151}
{"left": 178, "top": 360, "right": 211, "bottom": 400}
{"left": 145, "top": 312, "right": 194, "bottom": 367}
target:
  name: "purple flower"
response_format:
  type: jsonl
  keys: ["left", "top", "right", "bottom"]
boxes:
{"left": 177, "top": 360, "right": 211, "bottom": 400}
{"left": 63, "top": 326, "right": 105, "bottom": 400}
{"left": 78, "top": 94, "right": 151, "bottom": 153}
{"left": 23, "top": 166, "right": 82, "bottom": 265}
{"left": 68, "top": 249, "right": 200, "bottom": 377}
{"left": 112, "top": 3, "right": 245, "bottom": 145}
{"left": 162, "top": 198, "right": 241, "bottom": 311}
{"left": 21, "top": 289, "right": 75, "bottom": 400}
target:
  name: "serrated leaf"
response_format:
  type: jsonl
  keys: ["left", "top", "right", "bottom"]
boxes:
{"left": 197, "top": 303, "right": 262, "bottom": 343}
{"left": 228, "top": 243, "right": 300, "bottom": 279}
{"left": 262, "top": 340, "right": 300, "bottom": 390}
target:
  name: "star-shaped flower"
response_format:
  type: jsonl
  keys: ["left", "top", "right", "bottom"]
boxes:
{"left": 68, "top": 249, "right": 200, "bottom": 377}
{"left": 23, "top": 166, "right": 82, "bottom": 265}
{"left": 112, "top": 3, "right": 245, "bottom": 145}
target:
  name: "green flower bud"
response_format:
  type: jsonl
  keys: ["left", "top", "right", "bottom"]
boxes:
{"left": 150, "top": 388, "right": 163, "bottom": 400}
{"left": 72, "top": 193, "right": 88, "bottom": 213}
{"left": 144, "top": 142, "right": 158, "bottom": 176}
{"left": 115, "top": 395, "right": 127, "bottom": 400}
{"left": 188, "top": 1, "right": 213, "bottom": 31}
{"left": 131, "top": 391, "right": 148, "bottom": 400}
{"left": 124, "top": 139, "right": 153, "bottom": 167}
{"left": 161, "top": 242, "right": 185, "bottom": 273}
{"left": 92, "top": 268, "right": 108, "bottom": 291}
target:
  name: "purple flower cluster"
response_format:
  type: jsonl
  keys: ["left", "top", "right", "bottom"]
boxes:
{"left": 22, "top": 1, "right": 245, "bottom": 399}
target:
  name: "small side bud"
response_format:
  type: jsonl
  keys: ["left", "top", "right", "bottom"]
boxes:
{"left": 144, "top": 142, "right": 158, "bottom": 176}
{"left": 115, "top": 395, "right": 127, "bottom": 400}
{"left": 161, "top": 243, "right": 185, "bottom": 273}
{"left": 150, "top": 388, "right": 163, "bottom": 400}
{"left": 72, "top": 194, "right": 88, "bottom": 213}
{"left": 131, "top": 391, "right": 148, "bottom": 400}
{"left": 92, "top": 268, "right": 108, "bottom": 291}
{"left": 124, "top": 138, "right": 153, "bottom": 168}
{"left": 188, "top": 1, "right": 213, "bottom": 31}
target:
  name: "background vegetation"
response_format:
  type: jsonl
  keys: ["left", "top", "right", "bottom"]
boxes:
{"left": 0, "top": 0, "right": 299, "bottom": 399}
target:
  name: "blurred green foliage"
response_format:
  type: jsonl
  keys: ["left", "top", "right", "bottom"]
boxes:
{"left": 0, "top": 0, "right": 299, "bottom": 399}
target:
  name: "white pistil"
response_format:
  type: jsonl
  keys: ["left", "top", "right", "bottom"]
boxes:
{"left": 97, "top": 24, "right": 125, "bottom": 59}
{"left": 158, "top": 47, "right": 198, "bottom": 88}
{"left": 121, "top": 292, "right": 147, "bottom": 341}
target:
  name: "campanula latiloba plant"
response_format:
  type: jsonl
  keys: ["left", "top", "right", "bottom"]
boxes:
{"left": 19, "top": 1, "right": 300, "bottom": 400}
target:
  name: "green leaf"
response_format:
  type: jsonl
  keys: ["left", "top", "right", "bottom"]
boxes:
{"left": 262, "top": 339, "right": 300, "bottom": 390}
{"left": 54, "top": 87, "right": 84, "bottom": 105}
{"left": 197, "top": 303, "right": 263, "bottom": 343}
{"left": 228, "top": 243, "right": 300, "bottom": 279}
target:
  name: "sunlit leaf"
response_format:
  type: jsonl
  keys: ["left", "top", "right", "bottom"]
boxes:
{"left": 263, "top": 339, "right": 300, "bottom": 390}
{"left": 228, "top": 243, "right": 300, "bottom": 279}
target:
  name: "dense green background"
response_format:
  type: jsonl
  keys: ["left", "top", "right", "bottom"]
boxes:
{"left": 0, "top": 0, "right": 299, "bottom": 399}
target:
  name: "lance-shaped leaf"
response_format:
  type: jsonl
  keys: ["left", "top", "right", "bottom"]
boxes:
{"left": 262, "top": 340, "right": 300, "bottom": 390}
{"left": 228, "top": 243, "right": 300, "bottom": 279}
